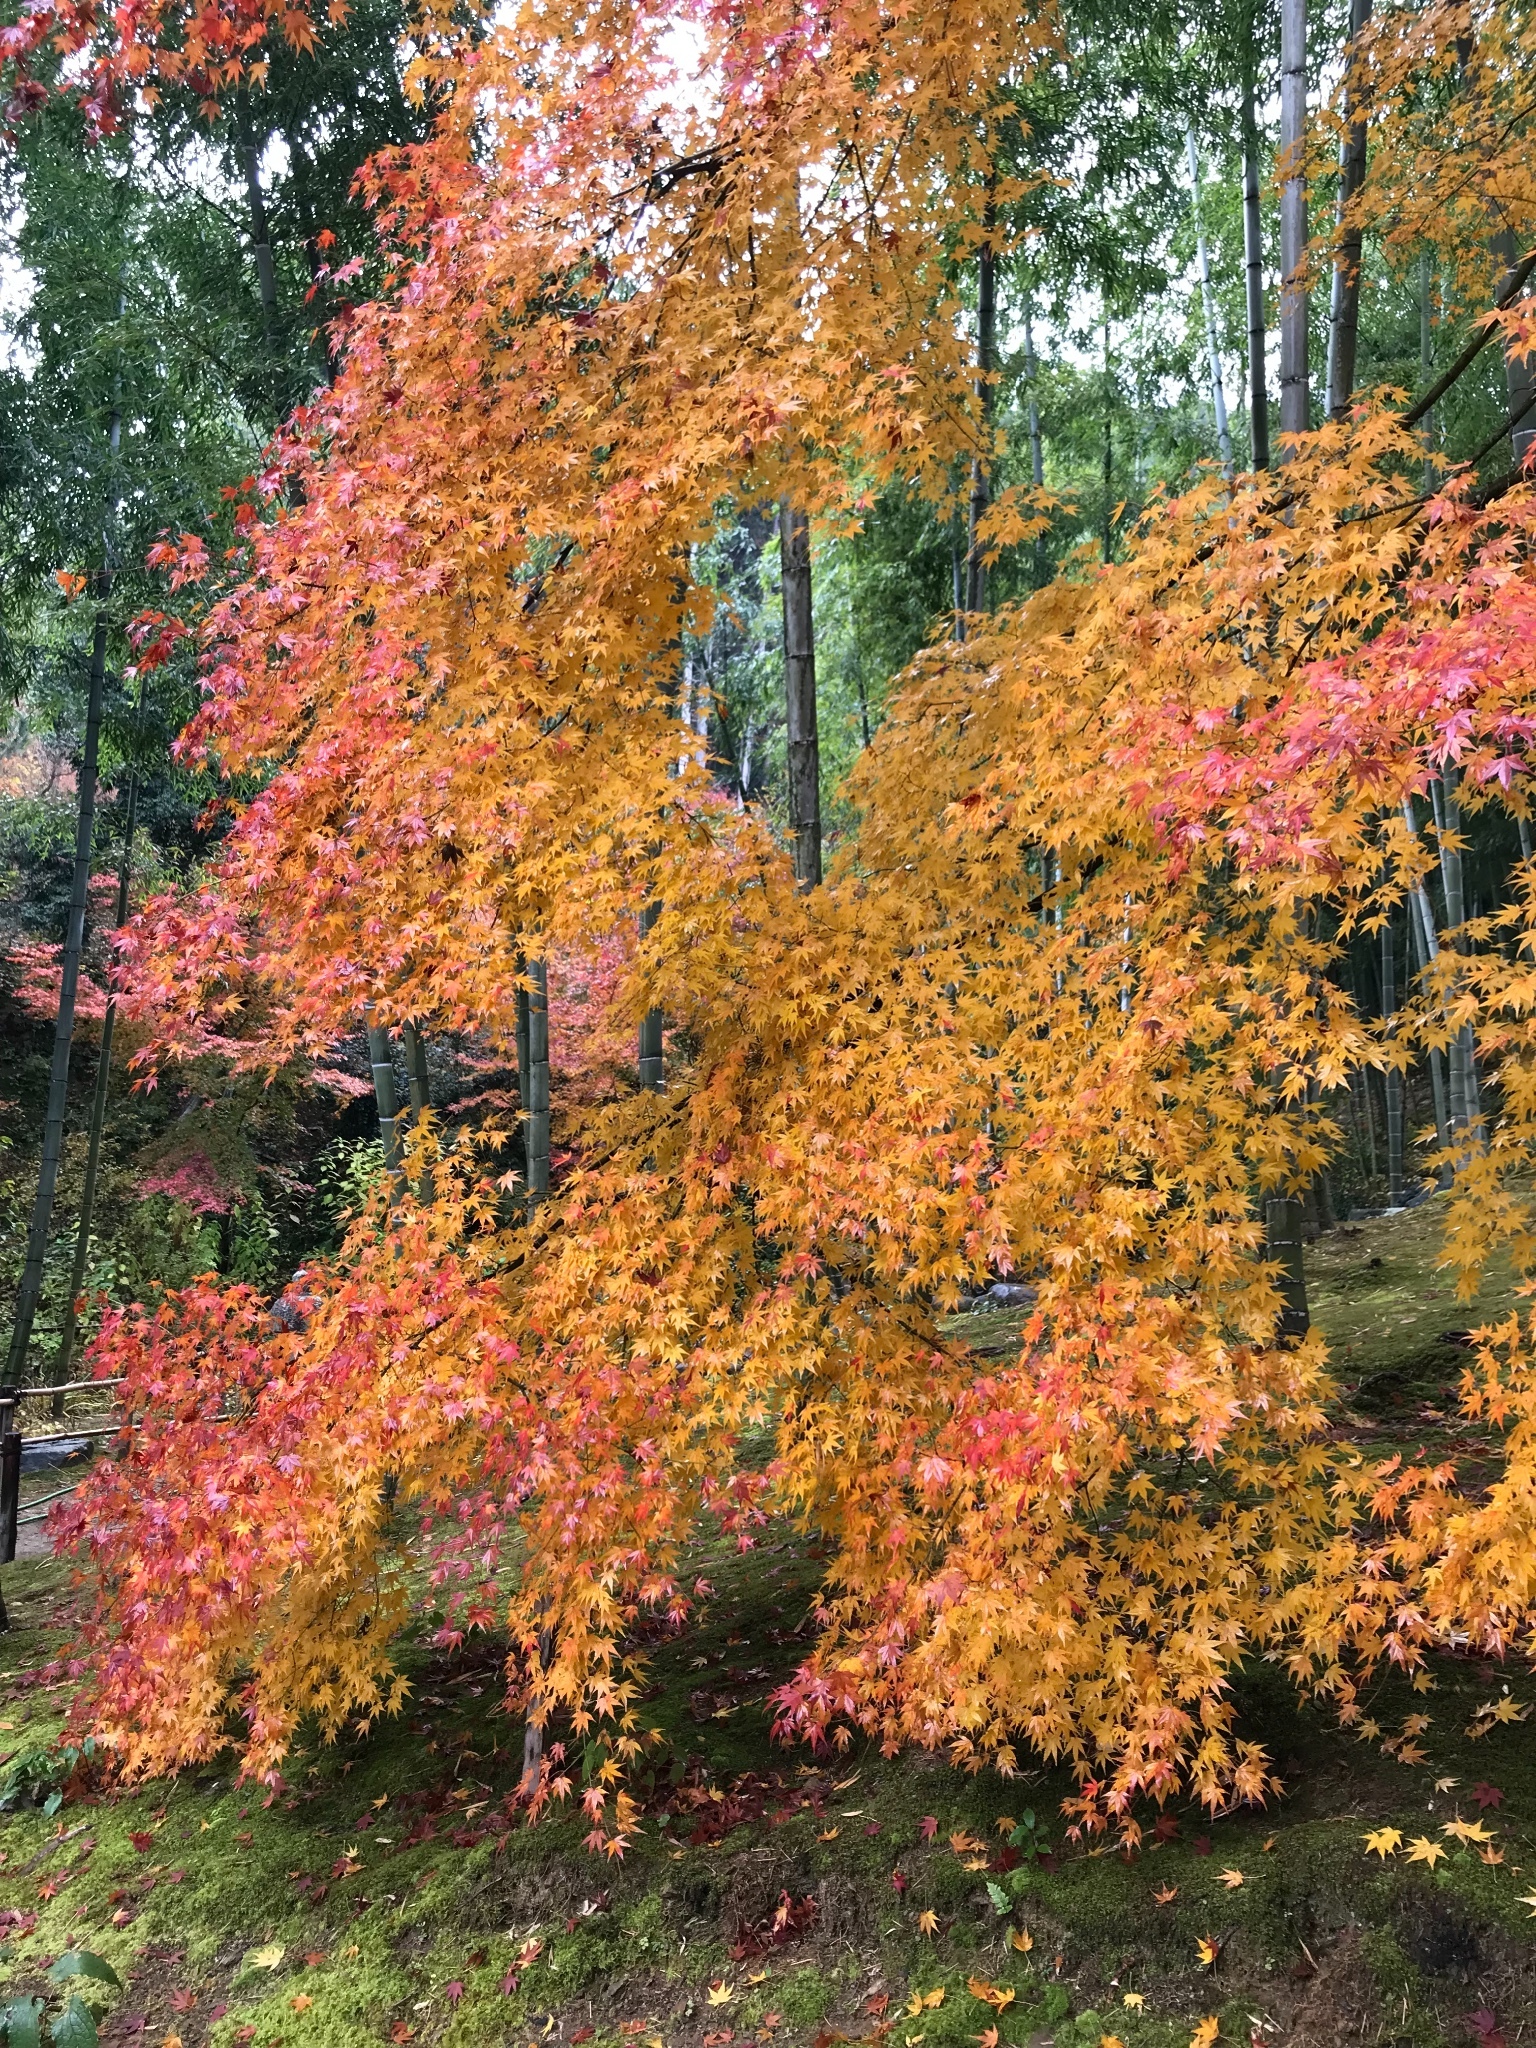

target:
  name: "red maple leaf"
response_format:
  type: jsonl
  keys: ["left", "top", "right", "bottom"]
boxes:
{"left": 130, "top": 1832, "right": 155, "bottom": 1853}
{"left": 169, "top": 1990, "right": 197, "bottom": 2014}
{"left": 919, "top": 1815, "right": 938, "bottom": 1840}
{"left": 1473, "top": 1782, "right": 1505, "bottom": 1810}
{"left": 443, "top": 1982, "right": 464, "bottom": 2005}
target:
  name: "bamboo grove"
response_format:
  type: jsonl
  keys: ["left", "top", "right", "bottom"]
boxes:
{"left": 6, "top": 0, "right": 1536, "bottom": 1844}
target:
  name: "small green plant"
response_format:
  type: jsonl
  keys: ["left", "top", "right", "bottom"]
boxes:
{"left": 314, "top": 1136, "right": 385, "bottom": 1231}
{"left": 3, "top": 1950, "right": 120, "bottom": 2048}
{"left": 0, "top": 1738, "right": 99, "bottom": 1817}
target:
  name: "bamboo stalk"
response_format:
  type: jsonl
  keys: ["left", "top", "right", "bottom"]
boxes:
{"left": 1278, "top": 0, "right": 1310, "bottom": 447}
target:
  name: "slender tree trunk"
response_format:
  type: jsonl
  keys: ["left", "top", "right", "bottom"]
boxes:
{"left": 1407, "top": 892, "right": 1452, "bottom": 1185}
{"left": 1266, "top": 1196, "right": 1310, "bottom": 1340}
{"left": 48, "top": 693, "right": 144, "bottom": 1411}
{"left": 1404, "top": 796, "right": 1456, "bottom": 1182}
{"left": 1278, "top": 0, "right": 1310, "bottom": 448}
{"left": 402, "top": 1024, "right": 430, "bottom": 1117}
{"left": 779, "top": 500, "right": 821, "bottom": 890}
{"left": 1420, "top": 254, "right": 1437, "bottom": 488}
{"left": 238, "top": 96, "right": 279, "bottom": 363}
{"left": 1242, "top": 76, "right": 1272, "bottom": 470}
{"left": 964, "top": 199, "right": 998, "bottom": 617}
{"left": 523, "top": 960, "right": 550, "bottom": 1218}
{"left": 1023, "top": 298, "right": 1044, "bottom": 490}
{"left": 401, "top": 1022, "right": 434, "bottom": 1202}
{"left": 1432, "top": 770, "right": 1481, "bottom": 1139}
{"left": 5, "top": 609, "right": 109, "bottom": 1382}
{"left": 1101, "top": 310, "right": 1114, "bottom": 562}
{"left": 1326, "top": 0, "right": 1372, "bottom": 419}
{"left": 1382, "top": 912, "right": 1406, "bottom": 1206}
{"left": 1186, "top": 128, "right": 1234, "bottom": 472}
{"left": 638, "top": 901, "right": 664, "bottom": 1091}
{"left": 367, "top": 1015, "right": 404, "bottom": 1204}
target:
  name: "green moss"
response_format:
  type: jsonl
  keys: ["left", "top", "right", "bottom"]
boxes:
{"left": 771, "top": 1965, "right": 835, "bottom": 2027}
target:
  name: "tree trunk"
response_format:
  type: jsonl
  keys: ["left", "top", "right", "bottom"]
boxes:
{"left": 401, "top": 1022, "right": 434, "bottom": 1202}
{"left": 49, "top": 696, "right": 144, "bottom": 1411}
{"left": 964, "top": 201, "right": 998, "bottom": 617}
{"left": 1186, "top": 128, "right": 1235, "bottom": 473}
{"left": 779, "top": 501, "right": 821, "bottom": 890}
{"left": 1420, "top": 254, "right": 1437, "bottom": 488}
{"left": 1381, "top": 912, "right": 1406, "bottom": 1206}
{"left": 1404, "top": 796, "right": 1456, "bottom": 1183}
{"left": 367, "top": 1016, "right": 404, "bottom": 1202}
{"left": 523, "top": 960, "right": 550, "bottom": 1218}
{"left": 1101, "top": 310, "right": 1114, "bottom": 562}
{"left": 5, "top": 608, "right": 109, "bottom": 1382}
{"left": 1278, "top": 0, "right": 1310, "bottom": 448}
{"left": 638, "top": 901, "right": 664, "bottom": 1091}
{"left": 1242, "top": 74, "right": 1272, "bottom": 470}
{"left": 1023, "top": 297, "right": 1045, "bottom": 490}
{"left": 1326, "top": 0, "right": 1372, "bottom": 419}
{"left": 238, "top": 95, "right": 279, "bottom": 363}
{"left": 1266, "top": 1196, "right": 1310, "bottom": 1341}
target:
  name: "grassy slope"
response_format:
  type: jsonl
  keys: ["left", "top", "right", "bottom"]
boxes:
{"left": 3, "top": 1206, "right": 1536, "bottom": 2048}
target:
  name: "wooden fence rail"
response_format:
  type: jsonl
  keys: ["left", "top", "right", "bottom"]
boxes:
{"left": 0, "top": 1381, "right": 126, "bottom": 1564}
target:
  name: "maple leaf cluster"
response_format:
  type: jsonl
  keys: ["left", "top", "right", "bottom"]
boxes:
{"left": 37, "top": 0, "right": 1536, "bottom": 1840}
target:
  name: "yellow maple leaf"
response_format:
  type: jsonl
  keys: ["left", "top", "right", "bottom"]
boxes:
{"left": 963, "top": 1857, "right": 990, "bottom": 1872}
{"left": 993, "top": 1816, "right": 1016, "bottom": 1836}
{"left": 1190, "top": 2022, "right": 1220, "bottom": 2048}
{"left": 1100, "top": 2037, "right": 1125, "bottom": 2048}
{"left": 1362, "top": 1828, "right": 1402, "bottom": 1858}
{"left": 1442, "top": 1817, "right": 1494, "bottom": 1844}
{"left": 1007, "top": 1928, "right": 1033, "bottom": 1953}
{"left": 706, "top": 1983, "right": 733, "bottom": 2006}
{"left": 1195, "top": 1936, "right": 1220, "bottom": 1968}
{"left": 917, "top": 1910, "right": 939, "bottom": 1937}
{"left": 922, "top": 1989, "right": 945, "bottom": 2010}
{"left": 965, "top": 1979, "right": 1014, "bottom": 2013}
{"left": 1122, "top": 1992, "right": 1145, "bottom": 2011}
{"left": 1405, "top": 1837, "right": 1446, "bottom": 1868}
{"left": 1153, "top": 1883, "right": 1178, "bottom": 1904}
{"left": 817, "top": 1828, "right": 839, "bottom": 1841}
{"left": 1261, "top": 1836, "right": 1275, "bottom": 1852}
{"left": 290, "top": 1995, "right": 313, "bottom": 2013}
{"left": 1394, "top": 1742, "right": 1428, "bottom": 1767}
{"left": 1217, "top": 1868, "right": 1244, "bottom": 1888}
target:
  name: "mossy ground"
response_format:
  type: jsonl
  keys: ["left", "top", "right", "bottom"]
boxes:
{"left": 4, "top": 1207, "right": 1536, "bottom": 2048}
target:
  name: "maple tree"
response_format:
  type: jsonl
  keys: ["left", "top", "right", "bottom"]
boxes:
{"left": 22, "top": 0, "right": 1536, "bottom": 1856}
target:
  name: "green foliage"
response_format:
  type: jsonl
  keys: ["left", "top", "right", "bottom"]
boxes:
{"left": 0, "top": 1956, "right": 117, "bottom": 2048}
{"left": 313, "top": 1136, "right": 386, "bottom": 1235}
{"left": 0, "top": 1737, "right": 97, "bottom": 1817}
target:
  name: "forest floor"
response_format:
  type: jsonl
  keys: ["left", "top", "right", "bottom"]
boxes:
{"left": 4, "top": 1201, "right": 1536, "bottom": 2048}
